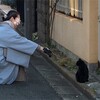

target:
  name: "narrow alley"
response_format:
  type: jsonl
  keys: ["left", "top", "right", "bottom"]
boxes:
{"left": 0, "top": 51, "right": 90, "bottom": 100}
{"left": 0, "top": 1, "right": 99, "bottom": 100}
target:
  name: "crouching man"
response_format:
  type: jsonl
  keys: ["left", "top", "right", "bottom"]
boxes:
{"left": 0, "top": 10, "right": 52, "bottom": 84}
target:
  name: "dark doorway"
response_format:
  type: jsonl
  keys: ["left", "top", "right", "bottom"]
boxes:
{"left": 16, "top": 0, "right": 24, "bottom": 24}
{"left": 24, "top": 0, "right": 37, "bottom": 39}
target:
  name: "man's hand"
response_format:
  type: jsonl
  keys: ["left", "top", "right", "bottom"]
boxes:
{"left": 43, "top": 47, "right": 52, "bottom": 57}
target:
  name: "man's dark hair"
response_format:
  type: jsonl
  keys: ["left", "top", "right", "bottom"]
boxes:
{"left": 3, "top": 10, "right": 20, "bottom": 21}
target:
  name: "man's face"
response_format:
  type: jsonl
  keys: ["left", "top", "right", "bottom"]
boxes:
{"left": 13, "top": 15, "right": 21, "bottom": 28}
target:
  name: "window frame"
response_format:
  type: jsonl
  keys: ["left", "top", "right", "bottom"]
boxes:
{"left": 56, "top": 0, "right": 83, "bottom": 20}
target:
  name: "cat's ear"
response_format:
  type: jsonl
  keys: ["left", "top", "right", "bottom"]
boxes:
{"left": 76, "top": 58, "right": 81, "bottom": 66}
{"left": 79, "top": 58, "right": 82, "bottom": 62}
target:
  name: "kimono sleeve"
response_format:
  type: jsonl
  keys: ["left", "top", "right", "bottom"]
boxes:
{"left": 2, "top": 28, "right": 38, "bottom": 55}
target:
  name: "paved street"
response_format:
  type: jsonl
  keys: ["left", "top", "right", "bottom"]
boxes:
{"left": 0, "top": 51, "right": 90, "bottom": 100}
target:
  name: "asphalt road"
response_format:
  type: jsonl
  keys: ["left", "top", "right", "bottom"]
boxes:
{"left": 0, "top": 51, "right": 90, "bottom": 100}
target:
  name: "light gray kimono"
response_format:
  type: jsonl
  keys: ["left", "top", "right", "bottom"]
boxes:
{"left": 0, "top": 21, "right": 38, "bottom": 84}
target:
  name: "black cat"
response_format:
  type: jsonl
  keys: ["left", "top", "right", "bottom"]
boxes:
{"left": 76, "top": 59, "right": 89, "bottom": 83}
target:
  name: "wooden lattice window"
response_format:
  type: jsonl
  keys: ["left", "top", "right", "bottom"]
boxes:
{"left": 56, "top": 0, "right": 83, "bottom": 20}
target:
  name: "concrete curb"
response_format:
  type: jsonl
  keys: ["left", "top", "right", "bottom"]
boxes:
{"left": 40, "top": 52, "right": 97, "bottom": 100}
